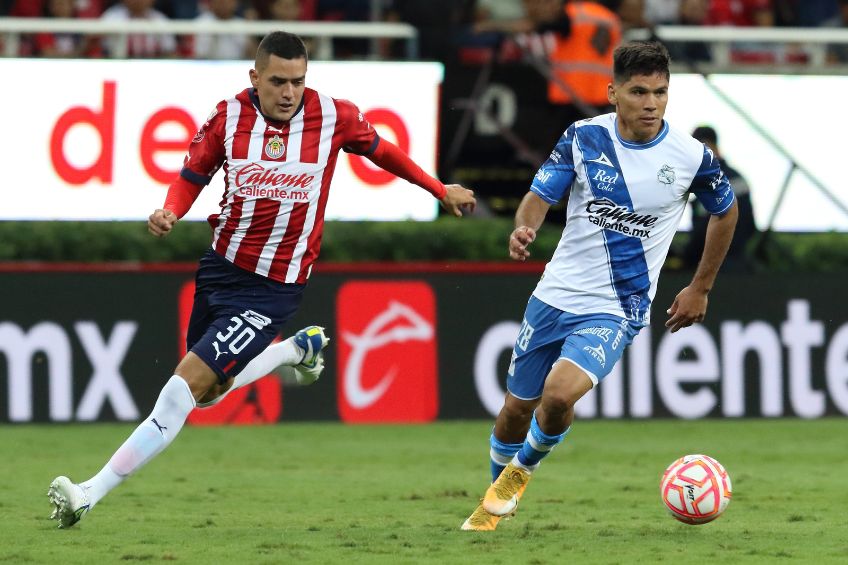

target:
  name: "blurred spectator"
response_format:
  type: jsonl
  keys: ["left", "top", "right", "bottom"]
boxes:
{"left": 706, "top": 0, "right": 809, "bottom": 63}
{"left": 247, "top": 0, "right": 316, "bottom": 20}
{"left": 269, "top": 0, "right": 304, "bottom": 20}
{"left": 774, "top": 0, "right": 838, "bottom": 26}
{"left": 823, "top": 0, "right": 848, "bottom": 62}
{"left": 317, "top": 0, "right": 370, "bottom": 21}
{"left": 802, "top": 0, "right": 840, "bottom": 26}
{"left": 262, "top": 0, "right": 317, "bottom": 55}
{"left": 705, "top": 0, "right": 773, "bottom": 26}
{"left": 33, "top": 0, "right": 99, "bottom": 57}
{"left": 316, "top": 0, "right": 371, "bottom": 57}
{"left": 542, "top": 0, "right": 621, "bottom": 131}
{"left": 454, "top": 0, "right": 527, "bottom": 63}
{"left": 645, "top": 0, "right": 681, "bottom": 24}
{"left": 100, "top": 0, "right": 177, "bottom": 58}
{"left": 385, "top": 0, "right": 476, "bottom": 63}
{"left": 666, "top": 0, "right": 711, "bottom": 62}
{"left": 617, "top": 0, "right": 651, "bottom": 31}
{"left": 10, "top": 0, "right": 101, "bottom": 17}
{"left": 684, "top": 125, "right": 757, "bottom": 272}
{"left": 193, "top": 0, "right": 255, "bottom": 59}
{"left": 154, "top": 0, "right": 199, "bottom": 19}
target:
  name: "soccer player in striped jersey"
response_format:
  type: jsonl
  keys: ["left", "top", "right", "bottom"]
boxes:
{"left": 461, "top": 41, "right": 737, "bottom": 530}
{"left": 48, "top": 30, "right": 476, "bottom": 529}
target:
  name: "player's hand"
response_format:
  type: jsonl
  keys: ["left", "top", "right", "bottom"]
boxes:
{"left": 148, "top": 208, "right": 178, "bottom": 237}
{"left": 665, "top": 285, "right": 708, "bottom": 333}
{"left": 440, "top": 184, "right": 476, "bottom": 217}
{"left": 509, "top": 226, "right": 536, "bottom": 261}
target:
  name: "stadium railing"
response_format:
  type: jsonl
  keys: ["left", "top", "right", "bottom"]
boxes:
{"left": 0, "top": 17, "right": 419, "bottom": 60}
{"left": 626, "top": 25, "right": 848, "bottom": 72}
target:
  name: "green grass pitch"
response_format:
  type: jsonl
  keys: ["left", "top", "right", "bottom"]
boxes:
{"left": 2, "top": 419, "right": 846, "bottom": 564}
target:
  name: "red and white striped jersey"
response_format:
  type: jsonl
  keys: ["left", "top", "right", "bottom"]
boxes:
{"left": 180, "top": 87, "right": 377, "bottom": 284}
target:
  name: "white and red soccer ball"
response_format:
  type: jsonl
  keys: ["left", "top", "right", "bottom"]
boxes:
{"left": 661, "top": 454, "right": 732, "bottom": 524}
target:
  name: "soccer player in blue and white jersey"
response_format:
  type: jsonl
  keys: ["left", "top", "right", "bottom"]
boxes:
{"left": 461, "top": 41, "right": 738, "bottom": 531}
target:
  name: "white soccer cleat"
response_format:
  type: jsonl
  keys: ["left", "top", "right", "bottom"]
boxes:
{"left": 292, "top": 326, "right": 330, "bottom": 385}
{"left": 47, "top": 476, "right": 90, "bottom": 529}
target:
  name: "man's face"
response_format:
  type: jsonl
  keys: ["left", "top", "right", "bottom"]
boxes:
{"left": 608, "top": 72, "right": 669, "bottom": 143}
{"left": 249, "top": 54, "right": 307, "bottom": 122}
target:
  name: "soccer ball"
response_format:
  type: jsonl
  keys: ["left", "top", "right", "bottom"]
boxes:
{"left": 660, "top": 454, "right": 732, "bottom": 525}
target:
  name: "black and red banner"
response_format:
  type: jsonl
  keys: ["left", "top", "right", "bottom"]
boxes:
{"left": 2, "top": 262, "right": 847, "bottom": 422}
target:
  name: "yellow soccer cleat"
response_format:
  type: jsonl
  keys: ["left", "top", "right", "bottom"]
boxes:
{"left": 483, "top": 463, "right": 532, "bottom": 516}
{"left": 460, "top": 500, "right": 502, "bottom": 531}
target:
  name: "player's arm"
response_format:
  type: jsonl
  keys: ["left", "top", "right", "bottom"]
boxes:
{"left": 339, "top": 99, "right": 475, "bottom": 216}
{"left": 666, "top": 146, "right": 739, "bottom": 332}
{"left": 510, "top": 126, "right": 576, "bottom": 261}
{"left": 148, "top": 177, "right": 204, "bottom": 237}
{"left": 148, "top": 104, "right": 226, "bottom": 238}
{"left": 365, "top": 137, "right": 476, "bottom": 217}
{"left": 510, "top": 192, "right": 551, "bottom": 261}
{"left": 666, "top": 202, "right": 737, "bottom": 332}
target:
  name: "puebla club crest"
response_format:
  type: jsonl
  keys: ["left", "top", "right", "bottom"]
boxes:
{"left": 264, "top": 135, "right": 285, "bottom": 159}
{"left": 657, "top": 164, "right": 675, "bottom": 185}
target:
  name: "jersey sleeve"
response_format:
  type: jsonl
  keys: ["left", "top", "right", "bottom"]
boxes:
{"left": 335, "top": 99, "right": 379, "bottom": 156}
{"left": 530, "top": 125, "right": 577, "bottom": 204}
{"left": 689, "top": 144, "right": 736, "bottom": 215}
{"left": 179, "top": 101, "right": 227, "bottom": 186}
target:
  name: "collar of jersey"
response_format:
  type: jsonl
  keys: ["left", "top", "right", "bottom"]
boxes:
{"left": 248, "top": 88, "right": 305, "bottom": 126}
{"left": 613, "top": 118, "right": 669, "bottom": 150}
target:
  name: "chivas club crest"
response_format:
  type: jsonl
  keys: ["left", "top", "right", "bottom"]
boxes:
{"left": 657, "top": 164, "right": 675, "bottom": 185}
{"left": 264, "top": 135, "right": 285, "bottom": 159}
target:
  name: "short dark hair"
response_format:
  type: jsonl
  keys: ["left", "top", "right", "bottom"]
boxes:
{"left": 256, "top": 31, "right": 308, "bottom": 70}
{"left": 692, "top": 125, "right": 718, "bottom": 146}
{"left": 613, "top": 41, "right": 671, "bottom": 83}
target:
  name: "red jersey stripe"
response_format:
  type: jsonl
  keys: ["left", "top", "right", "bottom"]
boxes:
{"left": 232, "top": 197, "right": 282, "bottom": 272}
{"left": 297, "top": 149, "right": 338, "bottom": 283}
{"left": 214, "top": 195, "right": 244, "bottom": 255}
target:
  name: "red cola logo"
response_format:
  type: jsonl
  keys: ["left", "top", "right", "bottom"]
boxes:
{"left": 234, "top": 163, "right": 315, "bottom": 190}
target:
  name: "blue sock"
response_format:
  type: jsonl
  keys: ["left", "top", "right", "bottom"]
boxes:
{"left": 489, "top": 433, "right": 523, "bottom": 482}
{"left": 516, "top": 412, "right": 570, "bottom": 470}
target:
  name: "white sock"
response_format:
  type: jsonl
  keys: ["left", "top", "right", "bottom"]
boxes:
{"left": 197, "top": 338, "right": 303, "bottom": 408}
{"left": 510, "top": 456, "right": 540, "bottom": 473}
{"left": 81, "top": 375, "right": 195, "bottom": 508}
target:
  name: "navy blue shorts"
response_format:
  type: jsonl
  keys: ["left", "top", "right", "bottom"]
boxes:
{"left": 186, "top": 248, "right": 305, "bottom": 384}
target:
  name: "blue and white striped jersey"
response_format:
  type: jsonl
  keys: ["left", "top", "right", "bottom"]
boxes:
{"left": 531, "top": 113, "right": 735, "bottom": 325}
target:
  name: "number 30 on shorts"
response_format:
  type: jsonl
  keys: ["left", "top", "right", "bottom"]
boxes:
{"left": 215, "top": 310, "right": 272, "bottom": 354}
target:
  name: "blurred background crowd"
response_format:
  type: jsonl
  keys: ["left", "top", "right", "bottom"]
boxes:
{"left": 1, "top": 0, "right": 846, "bottom": 63}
